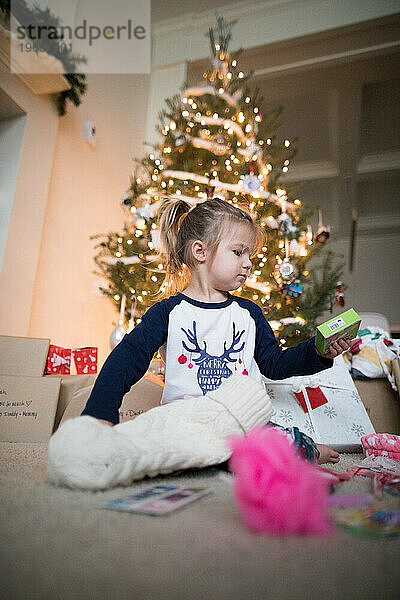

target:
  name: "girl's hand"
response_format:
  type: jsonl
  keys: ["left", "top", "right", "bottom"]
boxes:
{"left": 318, "top": 338, "right": 352, "bottom": 360}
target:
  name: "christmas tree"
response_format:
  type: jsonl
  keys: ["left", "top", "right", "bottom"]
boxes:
{"left": 92, "top": 16, "right": 344, "bottom": 347}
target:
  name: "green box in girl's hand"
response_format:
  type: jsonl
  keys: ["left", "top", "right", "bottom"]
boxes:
{"left": 315, "top": 309, "right": 361, "bottom": 355}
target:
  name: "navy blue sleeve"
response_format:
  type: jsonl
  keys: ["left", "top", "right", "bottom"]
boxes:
{"left": 81, "top": 299, "right": 169, "bottom": 424}
{"left": 252, "top": 303, "right": 333, "bottom": 380}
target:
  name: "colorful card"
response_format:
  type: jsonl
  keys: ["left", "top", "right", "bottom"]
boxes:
{"left": 353, "top": 455, "right": 400, "bottom": 477}
{"left": 333, "top": 503, "right": 400, "bottom": 538}
{"left": 103, "top": 485, "right": 210, "bottom": 516}
{"left": 104, "top": 485, "right": 178, "bottom": 511}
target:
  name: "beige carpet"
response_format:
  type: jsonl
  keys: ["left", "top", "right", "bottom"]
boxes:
{"left": 0, "top": 442, "right": 399, "bottom": 600}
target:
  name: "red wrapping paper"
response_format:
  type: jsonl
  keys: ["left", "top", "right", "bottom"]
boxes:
{"left": 73, "top": 347, "right": 98, "bottom": 374}
{"left": 45, "top": 345, "right": 71, "bottom": 375}
{"left": 293, "top": 386, "right": 328, "bottom": 413}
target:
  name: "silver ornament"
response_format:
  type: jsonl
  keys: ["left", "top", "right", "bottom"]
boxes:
{"left": 136, "top": 204, "right": 152, "bottom": 219}
{"left": 109, "top": 320, "right": 126, "bottom": 350}
{"left": 172, "top": 132, "right": 187, "bottom": 147}
{"left": 242, "top": 173, "right": 262, "bottom": 192}
{"left": 274, "top": 259, "right": 298, "bottom": 284}
{"left": 277, "top": 212, "right": 293, "bottom": 235}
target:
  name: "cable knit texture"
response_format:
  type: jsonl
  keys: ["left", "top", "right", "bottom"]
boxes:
{"left": 47, "top": 375, "right": 274, "bottom": 490}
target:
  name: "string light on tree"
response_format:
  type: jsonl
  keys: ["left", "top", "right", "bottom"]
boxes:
{"left": 92, "top": 15, "right": 342, "bottom": 347}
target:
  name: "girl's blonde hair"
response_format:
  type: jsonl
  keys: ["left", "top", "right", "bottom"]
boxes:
{"left": 156, "top": 196, "right": 263, "bottom": 297}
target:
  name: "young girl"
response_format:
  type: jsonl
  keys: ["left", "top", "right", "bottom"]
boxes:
{"left": 82, "top": 197, "right": 350, "bottom": 464}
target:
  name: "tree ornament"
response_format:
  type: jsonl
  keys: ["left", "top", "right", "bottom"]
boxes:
{"left": 205, "top": 130, "right": 228, "bottom": 155}
{"left": 109, "top": 322, "right": 126, "bottom": 349}
{"left": 242, "top": 173, "right": 261, "bottom": 192}
{"left": 126, "top": 295, "right": 137, "bottom": 333}
{"left": 314, "top": 210, "right": 331, "bottom": 243}
{"left": 121, "top": 192, "right": 131, "bottom": 206}
{"left": 178, "top": 354, "right": 187, "bottom": 364}
{"left": 277, "top": 211, "right": 294, "bottom": 235}
{"left": 275, "top": 259, "right": 298, "bottom": 284}
{"left": 275, "top": 239, "right": 298, "bottom": 285}
{"left": 280, "top": 279, "right": 302, "bottom": 297}
{"left": 136, "top": 204, "right": 152, "bottom": 219}
{"left": 261, "top": 215, "right": 278, "bottom": 229}
{"left": 334, "top": 281, "right": 345, "bottom": 307}
{"left": 110, "top": 295, "right": 127, "bottom": 349}
{"left": 171, "top": 132, "right": 188, "bottom": 150}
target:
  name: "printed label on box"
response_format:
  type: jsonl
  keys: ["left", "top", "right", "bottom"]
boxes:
{"left": 327, "top": 317, "right": 345, "bottom": 332}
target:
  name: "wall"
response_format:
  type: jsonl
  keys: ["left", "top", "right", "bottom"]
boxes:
{"left": 28, "top": 74, "right": 150, "bottom": 367}
{"left": 186, "top": 14, "right": 400, "bottom": 326}
{"left": 0, "top": 110, "right": 26, "bottom": 271}
{"left": 0, "top": 61, "right": 60, "bottom": 336}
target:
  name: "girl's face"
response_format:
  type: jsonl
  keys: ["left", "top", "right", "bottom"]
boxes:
{"left": 207, "top": 221, "right": 255, "bottom": 292}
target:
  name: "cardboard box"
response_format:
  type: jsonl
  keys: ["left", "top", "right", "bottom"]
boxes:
{"left": 354, "top": 377, "right": 400, "bottom": 434}
{"left": 59, "top": 374, "right": 163, "bottom": 427}
{"left": 392, "top": 357, "right": 400, "bottom": 395}
{"left": 0, "top": 335, "right": 50, "bottom": 376}
{"left": 315, "top": 308, "right": 361, "bottom": 355}
{"left": 46, "top": 374, "right": 97, "bottom": 430}
{"left": 0, "top": 375, "right": 61, "bottom": 442}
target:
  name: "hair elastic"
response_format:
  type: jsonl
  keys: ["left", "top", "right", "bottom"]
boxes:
{"left": 177, "top": 211, "right": 189, "bottom": 231}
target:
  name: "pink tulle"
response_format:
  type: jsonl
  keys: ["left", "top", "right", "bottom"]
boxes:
{"left": 228, "top": 427, "right": 332, "bottom": 536}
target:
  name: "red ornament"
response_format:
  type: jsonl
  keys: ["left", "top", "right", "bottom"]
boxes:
{"left": 242, "top": 369, "right": 248, "bottom": 375}
{"left": 188, "top": 363, "right": 193, "bottom": 369}
{"left": 238, "top": 359, "right": 242, "bottom": 364}
{"left": 178, "top": 354, "right": 187, "bottom": 364}
{"left": 73, "top": 347, "right": 98, "bottom": 374}
{"left": 334, "top": 281, "right": 345, "bottom": 307}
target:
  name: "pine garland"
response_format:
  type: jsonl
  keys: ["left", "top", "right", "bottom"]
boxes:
{"left": 0, "top": 0, "right": 87, "bottom": 116}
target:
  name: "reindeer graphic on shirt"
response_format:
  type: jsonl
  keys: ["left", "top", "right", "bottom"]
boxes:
{"left": 180, "top": 321, "right": 246, "bottom": 394}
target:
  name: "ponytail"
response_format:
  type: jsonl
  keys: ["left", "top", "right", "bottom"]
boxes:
{"left": 156, "top": 197, "right": 192, "bottom": 297}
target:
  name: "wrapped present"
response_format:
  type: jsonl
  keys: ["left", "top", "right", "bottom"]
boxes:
{"left": 263, "top": 355, "right": 375, "bottom": 452}
{"left": 45, "top": 345, "right": 71, "bottom": 375}
{"left": 72, "top": 347, "right": 98, "bottom": 374}
{"left": 293, "top": 386, "right": 328, "bottom": 413}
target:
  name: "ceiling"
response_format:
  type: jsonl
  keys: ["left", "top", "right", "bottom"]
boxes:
{"left": 151, "top": 0, "right": 267, "bottom": 24}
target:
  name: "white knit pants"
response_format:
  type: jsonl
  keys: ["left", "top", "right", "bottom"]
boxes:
{"left": 47, "top": 375, "right": 274, "bottom": 490}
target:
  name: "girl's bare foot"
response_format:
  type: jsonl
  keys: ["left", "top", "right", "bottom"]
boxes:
{"left": 316, "top": 443, "right": 340, "bottom": 464}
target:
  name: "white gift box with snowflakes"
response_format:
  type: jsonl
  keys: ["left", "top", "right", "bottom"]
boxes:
{"left": 263, "top": 355, "right": 375, "bottom": 452}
